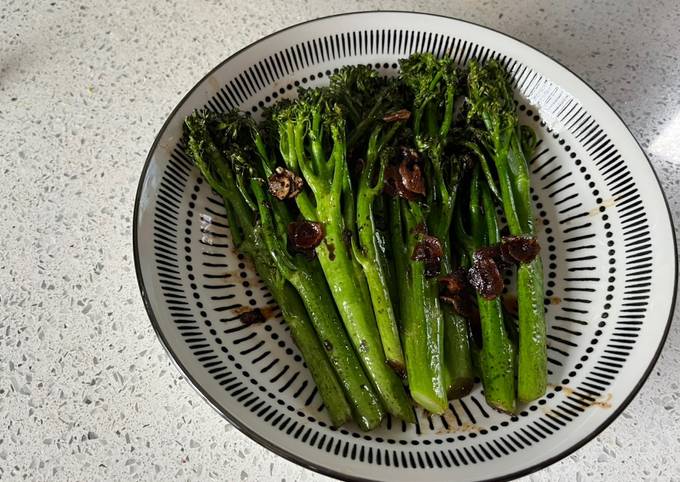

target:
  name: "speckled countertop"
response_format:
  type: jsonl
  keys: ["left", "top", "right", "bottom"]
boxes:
{"left": 1, "top": 1, "right": 679, "bottom": 480}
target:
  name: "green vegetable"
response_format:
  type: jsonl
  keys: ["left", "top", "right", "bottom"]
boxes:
{"left": 462, "top": 167, "right": 516, "bottom": 413}
{"left": 390, "top": 196, "right": 446, "bottom": 413}
{"left": 328, "top": 66, "right": 410, "bottom": 373}
{"left": 184, "top": 111, "right": 356, "bottom": 427}
{"left": 179, "top": 55, "right": 547, "bottom": 428}
{"left": 243, "top": 234, "right": 354, "bottom": 426}
{"left": 467, "top": 59, "right": 547, "bottom": 403}
{"left": 272, "top": 91, "right": 415, "bottom": 423}
{"left": 250, "top": 181, "right": 385, "bottom": 430}
{"left": 328, "top": 66, "right": 405, "bottom": 150}
{"left": 399, "top": 53, "right": 473, "bottom": 406}
{"left": 442, "top": 305, "right": 475, "bottom": 399}
{"left": 354, "top": 122, "right": 407, "bottom": 373}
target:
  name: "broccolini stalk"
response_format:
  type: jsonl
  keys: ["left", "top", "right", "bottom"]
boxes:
{"left": 273, "top": 93, "right": 415, "bottom": 423}
{"left": 354, "top": 122, "right": 407, "bottom": 373}
{"left": 394, "top": 197, "right": 447, "bottom": 413}
{"left": 442, "top": 303, "right": 475, "bottom": 398}
{"left": 239, "top": 118, "right": 388, "bottom": 429}
{"left": 233, "top": 113, "right": 387, "bottom": 430}
{"left": 329, "top": 68, "right": 411, "bottom": 364}
{"left": 400, "top": 53, "right": 473, "bottom": 400}
{"left": 467, "top": 59, "right": 546, "bottom": 403}
{"left": 184, "top": 111, "right": 353, "bottom": 426}
{"left": 458, "top": 167, "right": 516, "bottom": 413}
{"left": 250, "top": 178, "right": 385, "bottom": 430}
{"left": 242, "top": 232, "right": 354, "bottom": 427}
{"left": 388, "top": 194, "right": 408, "bottom": 323}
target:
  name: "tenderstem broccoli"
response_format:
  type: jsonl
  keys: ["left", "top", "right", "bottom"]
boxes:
{"left": 386, "top": 53, "right": 477, "bottom": 413}
{"left": 272, "top": 91, "right": 415, "bottom": 423}
{"left": 184, "top": 111, "right": 362, "bottom": 427}
{"left": 467, "top": 59, "right": 547, "bottom": 403}
{"left": 179, "top": 54, "right": 548, "bottom": 427}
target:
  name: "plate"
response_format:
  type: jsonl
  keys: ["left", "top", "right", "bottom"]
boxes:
{"left": 133, "top": 12, "right": 676, "bottom": 481}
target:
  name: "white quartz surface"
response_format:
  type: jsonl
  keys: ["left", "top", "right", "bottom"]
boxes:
{"left": 1, "top": 0, "right": 679, "bottom": 480}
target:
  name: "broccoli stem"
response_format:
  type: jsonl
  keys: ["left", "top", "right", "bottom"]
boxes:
{"left": 509, "top": 132, "right": 547, "bottom": 403}
{"left": 241, "top": 234, "right": 353, "bottom": 427}
{"left": 223, "top": 202, "right": 244, "bottom": 248}
{"left": 516, "top": 258, "right": 546, "bottom": 402}
{"left": 396, "top": 200, "right": 447, "bottom": 414}
{"left": 250, "top": 179, "right": 385, "bottom": 430}
{"left": 436, "top": 194, "right": 474, "bottom": 400}
{"left": 291, "top": 266, "right": 386, "bottom": 429}
{"left": 277, "top": 286, "right": 352, "bottom": 426}
{"left": 439, "top": 235, "right": 474, "bottom": 399}
{"left": 354, "top": 251, "right": 405, "bottom": 372}
{"left": 467, "top": 59, "right": 546, "bottom": 403}
{"left": 185, "top": 115, "right": 353, "bottom": 426}
{"left": 278, "top": 111, "right": 414, "bottom": 423}
{"left": 374, "top": 195, "right": 399, "bottom": 317}
{"left": 275, "top": 285, "right": 352, "bottom": 426}
{"left": 355, "top": 125, "right": 406, "bottom": 373}
{"left": 389, "top": 196, "right": 408, "bottom": 315}
{"left": 441, "top": 307, "right": 475, "bottom": 399}
{"left": 469, "top": 169, "right": 516, "bottom": 413}
{"left": 401, "top": 52, "right": 473, "bottom": 401}
{"left": 315, "top": 200, "right": 414, "bottom": 422}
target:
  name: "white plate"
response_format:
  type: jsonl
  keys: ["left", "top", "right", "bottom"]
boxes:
{"left": 133, "top": 12, "right": 676, "bottom": 482}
